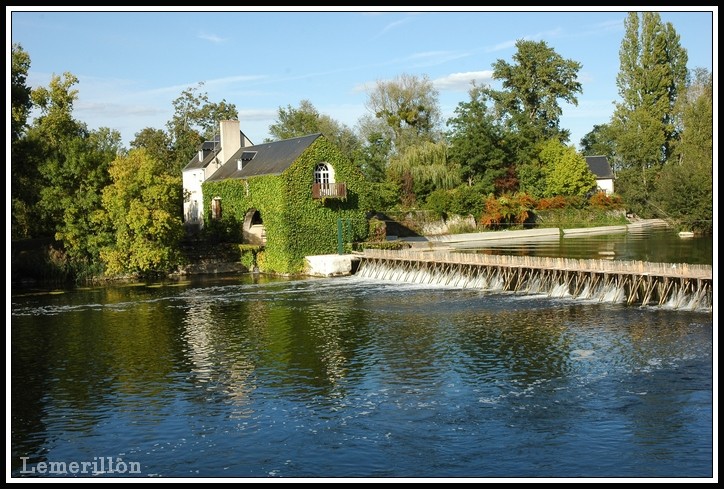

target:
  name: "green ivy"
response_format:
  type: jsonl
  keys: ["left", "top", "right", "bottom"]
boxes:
{"left": 203, "top": 137, "right": 370, "bottom": 274}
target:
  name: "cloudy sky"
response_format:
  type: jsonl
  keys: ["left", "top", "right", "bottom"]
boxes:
{"left": 8, "top": 7, "right": 715, "bottom": 149}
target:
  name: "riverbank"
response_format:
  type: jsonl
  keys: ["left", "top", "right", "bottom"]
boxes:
{"left": 393, "top": 218, "right": 669, "bottom": 250}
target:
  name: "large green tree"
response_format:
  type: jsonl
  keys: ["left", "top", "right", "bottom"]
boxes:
{"left": 486, "top": 39, "right": 582, "bottom": 162}
{"left": 364, "top": 73, "right": 442, "bottom": 152}
{"left": 610, "top": 12, "right": 688, "bottom": 214}
{"left": 101, "top": 149, "right": 184, "bottom": 276}
{"left": 11, "top": 43, "right": 37, "bottom": 238}
{"left": 651, "top": 67, "right": 713, "bottom": 233}
{"left": 447, "top": 85, "right": 508, "bottom": 194}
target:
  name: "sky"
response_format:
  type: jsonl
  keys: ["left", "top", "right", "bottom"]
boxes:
{"left": 7, "top": 7, "right": 717, "bottom": 150}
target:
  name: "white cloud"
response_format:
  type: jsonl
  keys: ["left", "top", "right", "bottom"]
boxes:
{"left": 486, "top": 40, "right": 517, "bottom": 53}
{"left": 374, "top": 16, "right": 413, "bottom": 38}
{"left": 405, "top": 50, "right": 471, "bottom": 67}
{"left": 197, "top": 32, "right": 227, "bottom": 43}
{"left": 75, "top": 101, "right": 166, "bottom": 118}
{"left": 236, "top": 108, "right": 278, "bottom": 121}
{"left": 433, "top": 71, "right": 494, "bottom": 91}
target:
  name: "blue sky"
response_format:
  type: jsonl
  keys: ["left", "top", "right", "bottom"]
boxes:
{"left": 8, "top": 8, "right": 716, "bottom": 150}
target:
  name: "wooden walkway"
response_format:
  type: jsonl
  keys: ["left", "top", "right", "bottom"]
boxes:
{"left": 358, "top": 249, "right": 713, "bottom": 310}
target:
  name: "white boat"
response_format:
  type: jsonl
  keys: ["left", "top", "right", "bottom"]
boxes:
{"left": 678, "top": 231, "right": 695, "bottom": 238}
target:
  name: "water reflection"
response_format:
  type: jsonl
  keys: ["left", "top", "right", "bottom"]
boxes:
{"left": 11, "top": 275, "right": 713, "bottom": 478}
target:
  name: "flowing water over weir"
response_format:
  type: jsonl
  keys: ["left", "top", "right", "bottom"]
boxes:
{"left": 356, "top": 249, "right": 713, "bottom": 312}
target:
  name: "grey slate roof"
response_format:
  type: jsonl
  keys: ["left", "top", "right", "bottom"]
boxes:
{"left": 183, "top": 145, "right": 221, "bottom": 171}
{"left": 585, "top": 155, "right": 614, "bottom": 179}
{"left": 206, "top": 133, "right": 321, "bottom": 181}
{"left": 182, "top": 130, "right": 252, "bottom": 171}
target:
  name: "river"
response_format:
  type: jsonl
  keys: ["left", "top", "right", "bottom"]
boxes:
{"left": 10, "top": 227, "right": 714, "bottom": 479}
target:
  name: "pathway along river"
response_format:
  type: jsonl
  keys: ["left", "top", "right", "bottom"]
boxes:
{"left": 10, "top": 227, "right": 714, "bottom": 478}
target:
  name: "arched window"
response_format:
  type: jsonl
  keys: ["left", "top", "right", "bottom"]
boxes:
{"left": 314, "top": 163, "right": 331, "bottom": 187}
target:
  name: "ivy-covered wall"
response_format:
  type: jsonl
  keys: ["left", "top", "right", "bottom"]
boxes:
{"left": 202, "top": 137, "right": 369, "bottom": 274}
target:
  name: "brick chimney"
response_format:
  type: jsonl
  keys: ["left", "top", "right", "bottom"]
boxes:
{"left": 219, "top": 120, "right": 241, "bottom": 165}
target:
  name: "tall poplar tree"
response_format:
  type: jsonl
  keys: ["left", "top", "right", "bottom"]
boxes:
{"left": 610, "top": 12, "right": 688, "bottom": 213}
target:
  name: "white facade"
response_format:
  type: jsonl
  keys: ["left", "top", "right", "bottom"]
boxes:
{"left": 596, "top": 178, "right": 615, "bottom": 195}
{"left": 182, "top": 120, "right": 250, "bottom": 226}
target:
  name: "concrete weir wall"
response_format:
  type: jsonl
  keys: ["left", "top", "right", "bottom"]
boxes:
{"left": 305, "top": 254, "right": 360, "bottom": 277}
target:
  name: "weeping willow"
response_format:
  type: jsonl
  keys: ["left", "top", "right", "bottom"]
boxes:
{"left": 388, "top": 141, "right": 461, "bottom": 190}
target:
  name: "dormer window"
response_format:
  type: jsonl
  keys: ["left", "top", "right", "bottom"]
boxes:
{"left": 238, "top": 151, "right": 257, "bottom": 171}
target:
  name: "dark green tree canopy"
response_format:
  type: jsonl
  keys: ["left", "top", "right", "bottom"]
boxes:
{"left": 446, "top": 85, "right": 508, "bottom": 192}
{"left": 487, "top": 39, "right": 582, "bottom": 146}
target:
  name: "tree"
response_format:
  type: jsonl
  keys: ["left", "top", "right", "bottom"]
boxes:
{"left": 30, "top": 72, "right": 85, "bottom": 147}
{"left": 44, "top": 129, "right": 122, "bottom": 271}
{"left": 355, "top": 115, "right": 393, "bottom": 183}
{"left": 651, "top": 67, "right": 713, "bottom": 233}
{"left": 11, "top": 43, "right": 37, "bottom": 238}
{"left": 267, "top": 99, "right": 360, "bottom": 161}
{"left": 131, "top": 127, "right": 174, "bottom": 173}
{"left": 610, "top": 12, "right": 688, "bottom": 213}
{"left": 447, "top": 85, "right": 508, "bottom": 193}
{"left": 388, "top": 141, "right": 460, "bottom": 207}
{"left": 579, "top": 124, "right": 617, "bottom": 162}
{"left": 167, "top": 82, "right": 238, "bottom": 171}
{"left": 101, "top": 149, "right": 184, "bottom": 276}
{"left": 537, "top": 139, "right": 596, "bottom": 198}
{"left": 17, "top": 72, "right": 88, "bottom": 239}
{"left": 486, "top": 39, "right": 582, "bottom": 161}
{"left": 673, "top": 68, "right": 713, "bottom": 167}
{"left": 11, "top": 43, "right": 32, "bottom": 143}
{"left": 365, "top": 73, "right": 442, "bottom": 151}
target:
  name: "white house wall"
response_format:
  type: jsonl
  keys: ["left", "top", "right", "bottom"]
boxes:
{"left": 183, "top": 169, "right": 205, "bottom": 224}
{"left": 597, "top": 178, "right": 615, "bottom": 195}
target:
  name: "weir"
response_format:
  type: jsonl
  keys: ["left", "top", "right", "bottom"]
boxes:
{"left": 357, "top": 249, "right": 713, "bottom": 312}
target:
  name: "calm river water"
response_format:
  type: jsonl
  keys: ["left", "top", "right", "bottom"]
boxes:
{"left": 10, "top": 228, "right": 714, "bottom": 479}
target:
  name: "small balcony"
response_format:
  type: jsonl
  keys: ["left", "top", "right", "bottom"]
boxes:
{"left": 312, "top": 182, "right": 347, "bottom": 199}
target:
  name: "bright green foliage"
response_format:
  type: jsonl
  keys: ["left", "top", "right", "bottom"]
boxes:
{"left": 365, "top": 73, "right": 442, "bottom": 151}
{"left": 538, "top": 139, "right": 596, "bottom": 198}
{"left": 101, "top": 149, "right": 184, "bottom": 276}
{"left": 267, "top": 99, "right": 360, "bottom": 161}
{"left": 486, "top": 39, "right": 582, "bottom": 161}
{"left": 203, "top": 137, "right": 369, "bottom": 274}
{"left": 447, "top": 85, "right": 508, "bottom": 191}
